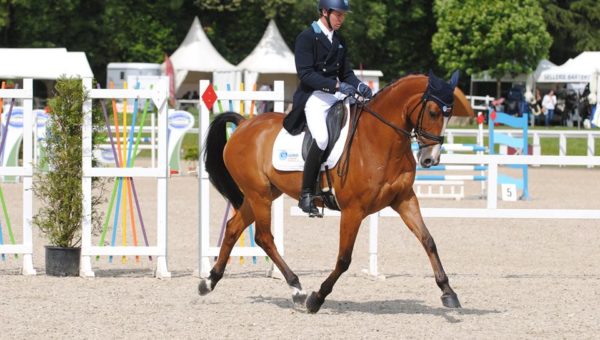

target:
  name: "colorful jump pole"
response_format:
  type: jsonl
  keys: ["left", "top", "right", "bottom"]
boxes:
{"left": 96, "top": 82, "right": 151, "bottom": 262}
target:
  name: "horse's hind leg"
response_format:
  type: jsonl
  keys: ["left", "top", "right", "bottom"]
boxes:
{"left": 198, "top": 199, "right": 254, "bottom": 296}
{"left": 248, "top": 191, "right": 307, "bottom": 307}
{"left": 393, "top": 192, "right": 461, "bottom": 308}
{"left": 305, "top": 209, "right": 363, "bottom": 313}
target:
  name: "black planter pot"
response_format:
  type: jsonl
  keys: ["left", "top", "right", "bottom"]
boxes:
{"left": 45, "top": 246, "right": 81, "bottom": 277}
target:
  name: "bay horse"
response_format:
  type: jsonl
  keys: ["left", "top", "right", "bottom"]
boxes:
{"left": 200, "top": 71, "right": 470, "bottom": 313}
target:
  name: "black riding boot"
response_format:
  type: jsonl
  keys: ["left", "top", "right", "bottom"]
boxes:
{"left": 298, "top": 141, "right": 324, "bottom": 217}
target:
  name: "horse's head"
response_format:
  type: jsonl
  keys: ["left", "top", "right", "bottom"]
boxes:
{"left": 413, "top": 70, "right": 460, "bottom": 168}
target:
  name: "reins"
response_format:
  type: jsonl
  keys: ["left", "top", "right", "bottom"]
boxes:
{"left": 337, "top": 91, "right": 447, "bottom": 178}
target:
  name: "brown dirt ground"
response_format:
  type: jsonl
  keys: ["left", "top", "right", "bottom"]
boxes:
{"left": 1, "top": 166, "right": 599, "bottom": 339}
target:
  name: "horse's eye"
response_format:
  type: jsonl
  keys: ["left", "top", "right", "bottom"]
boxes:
{"left": 429, "top": 110, "right": 440, "bottom": 117}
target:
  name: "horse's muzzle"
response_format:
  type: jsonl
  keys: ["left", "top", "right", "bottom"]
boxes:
{"left": 417, "top": 144, "right": 441, "bottom": 168}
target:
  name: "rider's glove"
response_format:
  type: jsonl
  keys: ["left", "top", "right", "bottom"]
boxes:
{"left": 357, "top": 82, "right": 373, "bottom": 99}
{"left": 338, "top": 82, "right": 356, "bottom": 97}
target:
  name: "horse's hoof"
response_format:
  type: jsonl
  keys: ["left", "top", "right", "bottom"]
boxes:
{"left": 305, "top": 291, "right": 324, "bottom": 314}
{"left": 198, "top": 278, "right": 213, "bottom": 296}
{"left": 441, "top": 293, "right": 461, "bottom": 308}
{"left": 292, "top": 290, "right": 307, "bottom": 307}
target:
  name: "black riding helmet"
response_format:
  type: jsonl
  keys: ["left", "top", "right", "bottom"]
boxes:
{"left": 318, "top": 0, "right": 350, "bottom": 31}
{"left": 318, "top": 0, "right": 350, "bottom": 12}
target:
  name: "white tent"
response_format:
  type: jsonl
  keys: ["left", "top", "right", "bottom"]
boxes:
{"left": 471, "top": 59, "right": 556, "bottom": 84}
{"left": 470, "top": 59, "right": 557, "bottom": 96}
{"left": 237, "top": 20, "right": 298, "bottom": 106}
{"left": 536, "top": 51, "right": 600, "bottom": 83}
{"left": 166, "top": 16, "right": 240, "bottom": 97}
{"left": 0, "top": 48, "right": 93, "bottom": 79}
{"left": 536, "top": 52, "right": 600, "bottom": 126}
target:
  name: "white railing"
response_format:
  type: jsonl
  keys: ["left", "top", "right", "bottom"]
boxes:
{"left": 291, "top": 154, "right": 600, "bottom": 277}
{"left": 466, "top": 95, "right": 495, "bottom": 112}
{"left": 0, "top": 79, "right": 35, "bottom": 275}
{"left": 81, "top": 78, "right": 171, "bottom": 278}
{"left": 446, "top": 128, "right": 600, "bottom": 166}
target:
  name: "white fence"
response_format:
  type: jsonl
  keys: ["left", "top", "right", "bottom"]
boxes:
{"left": 198, "top": 80, "right": 285, "bottom": 278}
{"left": 466, "top": 95, "right": 495, "bottom": 112}
{"left": 81, "top": 77, "right": 170, "bottom": 278}
{"left": 291, "top": 154, "right": 600, "bottom": 276}
{"left": 0, "top": 79, "right": 35, "bottom": 275}
{"left": 446, "top": 128, "right": 600, "bottom": 163}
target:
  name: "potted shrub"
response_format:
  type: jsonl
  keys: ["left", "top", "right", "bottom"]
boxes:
{"left": 32, "top": 77, "right": 102, "bottom": 276}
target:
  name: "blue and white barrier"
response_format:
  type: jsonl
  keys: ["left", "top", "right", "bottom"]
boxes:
{"left": 416, "top": 174, "right": 487, "bottom": 181}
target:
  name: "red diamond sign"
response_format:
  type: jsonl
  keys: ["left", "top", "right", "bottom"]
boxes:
{"left": 202, "top": 84, "right": 218, "bottom": 110}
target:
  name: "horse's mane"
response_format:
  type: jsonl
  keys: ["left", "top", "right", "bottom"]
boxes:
{"left": 372, "top": 72, "right": 424, "bottom": 100}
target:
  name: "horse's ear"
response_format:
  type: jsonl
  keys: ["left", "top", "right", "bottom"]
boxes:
{"left": 452, "top": 86, "right": 475, "bottom": 117}
{"left": 449, "top": 70, "right": 460, "bottom": 88}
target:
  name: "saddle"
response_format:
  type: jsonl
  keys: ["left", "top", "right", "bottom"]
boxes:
{"left": 301, "top": 100, "right": 348, "bottom": 160}
{"left": 302, "top": 100, "right": 348, "bottom": 212}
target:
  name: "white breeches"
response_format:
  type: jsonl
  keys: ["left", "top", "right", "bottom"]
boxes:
{"left": 305, "top": 90, "right": 346, "bottom": 150}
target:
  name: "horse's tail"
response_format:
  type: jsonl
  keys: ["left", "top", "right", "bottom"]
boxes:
{"left": 203, "top": 112, "right": 246, "bottom": 209}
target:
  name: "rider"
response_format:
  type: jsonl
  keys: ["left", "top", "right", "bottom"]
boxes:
{"left": 283, "top": 0, "right": 373, "bottom": 217}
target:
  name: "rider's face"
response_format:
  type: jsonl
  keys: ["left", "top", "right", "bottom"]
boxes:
{"left": 322, "top": 9, "right": 346, "bottom": 31}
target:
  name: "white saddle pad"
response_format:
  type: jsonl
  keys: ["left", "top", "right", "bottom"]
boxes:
{"left": 272, "top": 103, "right": 350, "bottom": 171}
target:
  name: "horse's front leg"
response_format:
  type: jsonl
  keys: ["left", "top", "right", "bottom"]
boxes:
{"left": 305, "top": 209, "right": 363, "bottom": 313}
{"left": 393, "top": 191, "right": 461, "bottom": 308}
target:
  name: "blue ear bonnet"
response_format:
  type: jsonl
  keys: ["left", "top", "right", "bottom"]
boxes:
{"left": 426, "top": 70, "right": 459, "bottom": 116}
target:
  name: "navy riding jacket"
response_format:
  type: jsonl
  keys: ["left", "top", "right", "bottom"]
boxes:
{"left": 283, "top": 21, "right": 361, "bottom": 135}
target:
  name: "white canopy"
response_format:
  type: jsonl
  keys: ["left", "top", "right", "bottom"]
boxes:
{"left": 238, "top": 20, "right": 296, "bottom": 74}
{"left": 471, "top": 59, "right": 556, "bottom": 83}
{"left": 537, "top": 51, "right": 600, "bottom": 83}
{"left": 0, "top": 48, "right": 93, "bottom": 79}
{"left": 237, "top": 20, "right": 298, "bottom": 105}
{"left": 166, "top": 16, "right": 239, "bottom": 97}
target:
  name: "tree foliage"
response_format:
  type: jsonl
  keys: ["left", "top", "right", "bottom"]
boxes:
{"left": 540, "top": 0, "right": 600, "bottom": 64}
{"left": 0, "top": 0, "right": 592, "bottom": 89}
{"left": 432, "top": 0, "right": 552, "bottom": 85}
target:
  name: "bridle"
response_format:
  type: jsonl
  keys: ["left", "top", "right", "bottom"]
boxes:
{"left": 338, "top": 88, "right": 453, "bottom": 177}
{"left": 359, "top": 89, "right": 453, "bottom": 148}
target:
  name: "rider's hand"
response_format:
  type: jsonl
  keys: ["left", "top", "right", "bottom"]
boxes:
{"left": 357, "top": 82, "right": 373, "bottom": 99}
{"left": 338, "top": 82, "right": 356, "bottom": 97}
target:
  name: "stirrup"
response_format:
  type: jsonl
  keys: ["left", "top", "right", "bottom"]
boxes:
{"left": 298, "top": 193, "right": 323, "bottom": 218}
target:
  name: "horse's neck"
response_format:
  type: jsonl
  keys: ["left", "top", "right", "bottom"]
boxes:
{"left": 365, "top": 79, "right": 424, "bottom": 136}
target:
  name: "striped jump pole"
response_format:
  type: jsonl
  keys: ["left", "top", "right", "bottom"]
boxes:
{"left": 411, "top": 143, "right": 486, "bottom": 152}
{"left": 416, "top": 165, "right": 488, "bottom": 171}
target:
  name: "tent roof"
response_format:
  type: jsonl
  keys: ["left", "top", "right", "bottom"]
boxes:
{"left": 237, "top": 20, "right": 296, "bottom": 74}
{"left": 0, "top": 48, "right": 94, "bottom": 79}
{"left": 168, "top": 17, "right": 237, "bottom": 73}
{"left": 537, "top": 51, "right": 600, "bottom": 83}
{"left": 471, "top": 59, "right": 556, "bottom": 83}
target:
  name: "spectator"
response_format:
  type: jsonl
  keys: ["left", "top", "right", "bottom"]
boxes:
{"left": 542, "top": 89, "right": 557, "bottom": 127}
